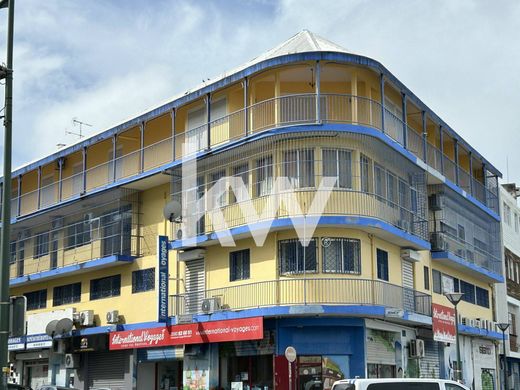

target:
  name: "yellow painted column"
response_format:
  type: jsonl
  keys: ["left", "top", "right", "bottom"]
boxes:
{"left": 351, "top": 71, "right": 358, "bottom": 124}
{"left": 274, "top": 71, "right": 280, "bottom": 126}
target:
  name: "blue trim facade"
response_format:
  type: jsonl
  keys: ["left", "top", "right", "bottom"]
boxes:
{"left": 9, "top": 254, "right": 135, "bottom": 287}
{"left": 431, "top": 251, "right": 504, "bottom": 283}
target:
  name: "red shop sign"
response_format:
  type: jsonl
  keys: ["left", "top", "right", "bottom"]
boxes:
{"left": 432, "top": 303, "right": 456, "bottom": 343}
{"left": 109, "top": 317, "right": 263, "bottom": 350}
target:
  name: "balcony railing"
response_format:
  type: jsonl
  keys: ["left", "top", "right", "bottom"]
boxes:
{"left": 431, "top": 231, "right": 502, "bottom": 275}
{"left": 511, "top": 334, "right": 518, "bottom": 353}
{"left": 3, "top": 93, "right": 498, "bottom": 220}
{"left": 169, "top": 278, "right": 432, "bottom": 317}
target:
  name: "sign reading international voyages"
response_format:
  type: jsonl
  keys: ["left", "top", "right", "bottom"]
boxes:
{"left": 109, "top": 317, "right": 263, "bottom": 350}
{"left": 157, "top": 235, "right": 169, "bottom": 323}
{"left": 432, "top": 303, "right": 456, "bottom": 343}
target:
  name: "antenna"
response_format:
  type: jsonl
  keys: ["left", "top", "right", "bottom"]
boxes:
{"left": 65, "top": 117, "right": 92, "bottom": 139}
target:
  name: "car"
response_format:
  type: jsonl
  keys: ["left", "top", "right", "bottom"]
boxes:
{"left": 7, "top": 384, "right": 32, "bottom": 390}
{"left": 331, "top": 378, "right": 471, "bottom": 390}
{"left": 37, "top": 386, "right": 79, "bottom": 390}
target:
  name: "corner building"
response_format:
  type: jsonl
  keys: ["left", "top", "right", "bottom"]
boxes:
{"left": 2, "top": 31, "right": 504, "bottom": 390}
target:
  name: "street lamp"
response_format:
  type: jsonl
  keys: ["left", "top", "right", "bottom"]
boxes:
{"left": 0, "top": 1, "right": 15, "bottom": 390}
{"left": 497, "top": 322, "right": 510, "bottom": 390}
{"left": 445, "top": 292, "right": 464, "bottom": 382}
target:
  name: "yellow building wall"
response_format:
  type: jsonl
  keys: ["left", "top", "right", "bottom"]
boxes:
{"left": 86, "top": 139, "right": 112, "bottom": 191}
{"left": 116, "top": 126, "right": 141, "bottom": 179}
{"left": 20, "top": 169, "right": 38, "bottom": 215}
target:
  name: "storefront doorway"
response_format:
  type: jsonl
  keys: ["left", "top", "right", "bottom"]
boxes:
{"left": 298, "top": 356, "right": 349, "bottom": 390}
{"left": 25, "top": 360, "right": 49, "bottom": 389}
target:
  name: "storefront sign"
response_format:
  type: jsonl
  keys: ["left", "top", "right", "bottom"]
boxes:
{"left": 8, "top": 336, "right": 25, "bottom": 351}
{"left": 110, "top": 317, "right": 263, "bottom": 350}
{"left": 72, "top": 334, "right": 108, "bottom": 352}
{"left": 26, "top": 334, "right": 53, "bottom": 350}
{"left": 110, "top": 327, "right": 171, "bottom": 350}
{"left": 157, "top": 235, "right": 169, "bottom": 323}
{"left": 432, "top": 303, "right": 456, "bottom": 343}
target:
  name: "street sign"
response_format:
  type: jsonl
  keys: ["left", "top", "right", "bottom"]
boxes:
{"left": 9, "top": 296, "right": 26, "bottom": 337}
{"left": 285, "top": 346, "right": 297, "bottom": 362}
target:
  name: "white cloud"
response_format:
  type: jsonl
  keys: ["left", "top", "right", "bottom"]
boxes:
{"left": 0, "top": 0, "right": 518, "bottom": 184}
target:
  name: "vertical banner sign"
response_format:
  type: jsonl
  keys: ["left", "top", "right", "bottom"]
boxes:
{"left": 432, "top": 303, "right": 456, "bottom": 343}
{"left": 158, "top": 235, "right": 169, "bottom": 323}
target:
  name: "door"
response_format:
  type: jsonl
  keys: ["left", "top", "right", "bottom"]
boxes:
{"left": 402, "top": 260, "right": 415, "bottom": 312}
{"left": 186, "top": 106, "right": 207, "bottom": 152}
{"left": 25, "top": 361, "right": 48, "bottom": 389}
{"left": 184, "top": 258, "right": 205, "bottom": 314}
{"left": 40, "top": 174, "right": 55, "bottom": 207}
{"left": 50, "top": 230, "right": 59, "bottom": 269}
{"left": 88, "top": 351, "right": 127, "bottom": 390}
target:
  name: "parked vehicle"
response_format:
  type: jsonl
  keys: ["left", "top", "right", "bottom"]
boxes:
{"left": 37, "top": 386, "right": 79, "bottom": 390}
{"left": 7, "top": 384, "right": 32, "bottom": 390}
{"left": 331, "top": 379, "right": 471, "bottom": 390}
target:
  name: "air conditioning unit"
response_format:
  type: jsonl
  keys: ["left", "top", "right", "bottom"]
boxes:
{"left": 430, "top": 232, "right": 448, "bottom": 252}
{"left": 201, "top": 297, "right": 221, "bottom": 314}
{"left": 106, "top": 310, "right": 120, "bottom": 324}
{"left": 428, "top": 194, "right": 444, "bottom": 211}
{"left": 409, "top": 339, "right": 425, "bottom": 358}
{"left": 179, "top": 248, "right": 206, "bottom": 262}
{"left": 175, "top": 228, "right": 183, "bottom": 240}
{"left": 401, "top": 249, "right": 421, "bottom": 263}
{"left": 64, "top": 353, "right": 80, "bottom": 369}
{"left": 77, "top": 310, "right": 94, "bottom": 327}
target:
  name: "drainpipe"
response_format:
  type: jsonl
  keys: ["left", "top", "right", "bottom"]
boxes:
{"left": 380, "top": 74, "right": 385, "bottom": 133}
{"left": 315, "top": 61, "right": 321, "bottom": 123}
{"left": 401, "top": 93, "right": 407, "bottom": 149}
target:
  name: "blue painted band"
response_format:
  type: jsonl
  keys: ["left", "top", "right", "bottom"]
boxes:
{"left": 431, "top": 251, "right": 503, "bottom": 282}
{"left": 9, "top": 254, "right": 135, "bottom": 287}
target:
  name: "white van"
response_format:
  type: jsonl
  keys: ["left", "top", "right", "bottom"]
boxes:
{"left": 331, "top": 378, "right": 471, "bottom": 390}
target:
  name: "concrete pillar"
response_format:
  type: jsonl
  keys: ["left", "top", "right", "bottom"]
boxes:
{"left": 315, "top": 60, "right": 321, "bottom": 123}
{"left": 380, "top": 73, "right": 385, "bottom": 133}
{"left": 402, "top": 93, "right": 408, "bottom": 149}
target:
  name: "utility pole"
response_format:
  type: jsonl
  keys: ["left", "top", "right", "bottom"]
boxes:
{"left": 0, "top": 0, "right": 15, "bottom": 389}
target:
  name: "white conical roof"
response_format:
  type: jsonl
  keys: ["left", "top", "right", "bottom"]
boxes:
{"left": 249, "top": 30, "right": 351, "bottom": 64}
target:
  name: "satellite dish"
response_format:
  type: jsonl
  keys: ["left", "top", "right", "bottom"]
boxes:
{"left": 56, "top": 318, "right": 74, "bottom": 335}
{"left": 163, "top": 200, "right": 182, "bottom": 222}
{"left": 45, "top": 320, "right": 59, "bottom": 337}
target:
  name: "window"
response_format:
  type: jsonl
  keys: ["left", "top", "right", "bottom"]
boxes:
{"left": 460, "top": 280, "right": 475, "bottom": 304}
{"left": 322, "top": 149, "right": 352, "bottom": 189}
{"left": 210, "top": 169, "right": 227, "bottom": 208}
{"left": 432, "top": 269, "right": 441, "bottom": 294}
{"left": 445, "top": 384, "right": 467, "bottom": 390}
{"left": 504, "top": 203, "right": 512, "bottom": 226}
{"left": 360, "top": 154, "right": 372, "bottom": 193}
{"left": 230, "top": 249, "right": 250, "bottom": 281}
{"left": 25, "top": 289, "right": 47, "bottom": 310}
{"left": 9, "top": 241, "right": 16, "bottom": 264}
{"left": 132, "top": 268, "right": 155, "bottom": 293}
{"left": 231, "top": 163, "right": 249, "bottom": 203}
{"left": 67, "top": 217, "right": 91, "bottom": 249}
{"left": 282, "top": 149, "right": 314, "bottom": 188}
{"left": 279, "top": 238, "right": 317, "bottom": 274}
{"left": 90, "top": 274, "right": 121, "bottom": 300}
{"left": 374, "top": 164, "right": 386, "bottom": 199}
{"left": 476, "top": 286, "right": 489, "bottom": 308}
{"left": 376, "top": 249, "right": 389, "bottom": 281}
{"left": 386, "top": 171, "right": 397, "bottom": 206}
{"left": 53, "top": 283, "right": 81, "bottom": 306}
{"left": 423, "top": 266, "right": 430, "bottom": 290}
{"left": 34, "top": 231, "right": 49, "bottom": 258}
{"left": 255, "top": 156, "right": 273, "bottom": 197}
{"left": 322, "top": 238, "right": 361, "bottom": 274}
{"left": 457, "top": 224, "right": 466, "bottom": 241}
{"left": 398, "top": 179, "right": 410, "bottom": 209}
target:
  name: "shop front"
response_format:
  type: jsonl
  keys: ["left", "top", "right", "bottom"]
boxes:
{"left": 136, "top": 346, "right": 184, "bottom": 390}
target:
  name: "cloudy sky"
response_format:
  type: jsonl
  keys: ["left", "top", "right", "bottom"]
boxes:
{"left": 0, "top": 0, "right": 519, "bottom": 184}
